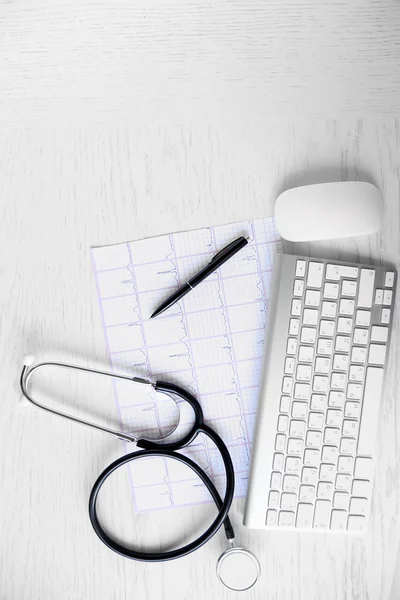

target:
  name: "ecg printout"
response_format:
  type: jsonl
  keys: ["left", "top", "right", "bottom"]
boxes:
{"left": 92, "top": 218, "right": 282, "bottom": 512}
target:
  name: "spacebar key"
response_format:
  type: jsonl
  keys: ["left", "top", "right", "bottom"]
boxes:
{"left": 357, "top": 367, "right": 384, "bottom": 455}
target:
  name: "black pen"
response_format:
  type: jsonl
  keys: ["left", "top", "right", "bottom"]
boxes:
{"left": 150, "top": 236, "right": 250, "bottom": 318}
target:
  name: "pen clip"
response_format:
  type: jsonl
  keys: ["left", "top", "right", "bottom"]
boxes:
{"left": 211, "top": 237, "right": 246, "bottom": 262}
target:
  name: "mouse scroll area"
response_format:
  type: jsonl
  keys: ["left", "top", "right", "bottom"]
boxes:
{"left": 274, "top": 182, "right": 382, "bottom": 242}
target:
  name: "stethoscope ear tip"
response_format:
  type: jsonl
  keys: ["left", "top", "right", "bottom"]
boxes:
{"left": 23, "top": 354, "right": 35, "bottom": 367}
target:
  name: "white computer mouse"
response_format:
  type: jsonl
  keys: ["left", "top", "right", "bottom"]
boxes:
{"left": 274, "top": 182, "right": 383, "bottom": 242}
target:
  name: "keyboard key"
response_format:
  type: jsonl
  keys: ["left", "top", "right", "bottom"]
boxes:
{"left": 282, "top": 475, "right": 299, "bottom": 492}
{"left": 343, "top": 419, "right": 359, "bottom": 437}
{"left": 337, "top": 317, "right": 353, "bottom": 334}
{"left": 383, "top": 290, "right": 393, "bottom": 305}
{"left": 289, "top": 420, "right": 306, "bottom": 436}
{"left": 313, "top": 500, "right": 331, "bottom": 529}
{"left": 301, "top": 467, "right": 318, "bottom": 484}
{"left": 306, "top": 431, "right": 322, "bottom": 448}
{"left": 344, "top": 401, "right": 361, "bottom": 418}
{"left": 291, "top": 299, "right": 302, "bottom": 316}
{"left": 286, "top": 338, "right": 298, "bottom": 355}
{"left": 320, "top": 463, "right": 336, "bottom": 481}
{"left": 281, "top": 493, "right": 297, "bottom": 509}
{"left": 342, "top": 280, "right": 357, "bottom": 297}
{"left": 353, "top": 328, "right": 369, "bottom": 345}
{"left": 303, "top": 308, "right": 318, "bottom": 325}
{"left": 266, "top": 509, "right": 277, "bottom": 526}
{"left": 336, "top": 474, "right": 352, "bottom": 491}
{"left": 339, "top": 299, "right": 355, "bottom": 316}
{"left": 313, "top": 375, "right": 329, "bottom": 393}
{"left": 315, "top": 357, "right": 331, "bottom": 374}
{"left": 354, "top": 457, "right": 373, "bottom": 479}
{"left": 324, "top": 282, "right": 339, "bottom": 299}
{"left": 307, "top": 262, "right": 324, "bottom": 288}
{"left": 351, "top": 346, "right": 366, "bottom": 363}
{"left": 349, "top": 497, "right": 368, "bottom": 515}
{"left": 301, "top": 327, "right": 317, "bottom": 344}
{"left": 337, "top": 456, "right": 354, "bottom": 473}
{"left": 346, "top": 384, "right": 362, "bottom": 400}
{"left": 319, "top": 320, "right": 335, "bottom": 337}
{"left": 324, "top": 428, "right": 340, "bottom": 445}
{"left": 330, "top": 510, "right": 347, "bottom": 530}
{"left": 273, "top": 453, "right": 284, "bottom": 470}
{"left": 293, "top": 279, "right": 305, "bottom": 296}
{"left": 270, "top": 472, "right": 282, "bottom": 489}
{"left": 317, "top": 338, "right": 333, "bottom": 355}
{"left": 282, "top": 377, "right": 293, "bottom": 393}
{"left": 352, "top": 480, "right": 371, "bottom": 497}
{"left": 331, "top": 373, "right": 346, "bottom": 390}
{"left": 381, "top": 308, "right": 391, "bottom": 324}
{"left": 304, "top": 448, "right": 320, "bottom": 466}
{"left": 335, "top": 336, "right": 351, "bottom": 352}
{"left": 296, "top": 503, "right": 313, "bottom": 527}
{"left": 322, "top": 445, "right": 339, "bottom": 463}
{"left": 371, "top": 326, "right": 388, "bottom": 343}
{"left": 299, "top": 485, "right": 315, "bottom": 502}
{"left": 385, "top": 271, "right": 395, "bottom": 287}
{"left": 375, "top": 289, "right": 383, "bottom": 305}
{"left": 268, "top": 490, "right": 279, "bottom": 508}
{"left": 358, "top": 269, "right": 375, "bottom": 308}
{"left": 347, "top": 515, "right": 366, "bottom": 531}
{"left": 321, "top": 301, "right": 337, "bottom": 318}
{"left": 289, "top": 318, "right": 300, "bottom": 336}
{"left": 294, "top": 383, "right": 310, "bottom": 400}
{"left": 296, "top": 260, "right": 306, "bottom": 277}
{"left": 333, "top": 492, "right": 350, "bottom": 510}
{"left": 308, "top": 412, "right": 324, "bottom": 429}
{"left": 296, "top": 364, "right": 312, "bottom": 381}
{"left": 280, "top": 396, "right": 291, "bottom": 412}
{"left": 286, "top": 457, "right": 302, "bottom": 475}
{"left": 284, "top": 357, "right": 296, "bottom": 374}
{"left": 329, "top": 391, "right": 345, "bottom": 408}
{"left": 317, "top": 481, "right": 333, "bottom": 499}
{"left": 305, "top": 290, "right": 321, "bottom": 307}
{"left": 326, "top": 409, "right": 342, "bottom": 427}
{"left": 326, "top": 264, "right": 358, "bottom": 280}
{"left": 292, "top": 401, "right": 308, "bottom": 418}
{"left": 333, "top": 354, "right": 349, "bottom": 371}
{"left": 349, "top": 365, "right": 364, "bottom": 381}
{"left": 277, "top": 415, "right": 289, "bottom": 432}
{"left": 275, "top": 434, "right": 286, "bottom": 451}
{"left": 340, "top": 437, "right": 356, "bottom": 455}
{"left": 298, "top": 345, "right": 315, "bottom": 362}
{"left": 278, "top": 511, "right": 295, "bottom": 527}
{"left": 287, "top": 438, "right": 303, "bottom": 456}
{"left": 310, "top": 394, "right": 327, "bottom": 410}
{"left": 368, "top": 345, "right": 386, "bottom": 366}
{"left": 355, "top": 310, "right": 371, "bottom": 327}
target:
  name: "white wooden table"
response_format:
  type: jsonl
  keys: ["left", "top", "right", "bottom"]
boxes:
{"left": 1, "top": 2, "right": 400, "bottom": 599}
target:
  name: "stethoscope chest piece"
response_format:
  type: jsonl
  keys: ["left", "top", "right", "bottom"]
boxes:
{"left": 216, "top": 545, "right": 261, "bottom": 591}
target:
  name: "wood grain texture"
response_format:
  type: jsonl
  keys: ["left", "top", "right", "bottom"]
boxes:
{"left": 0, "top": 1, "right": 400, "bottom": 126}
{"left": 0, "top": 120, "right": 400, "bottom": 600}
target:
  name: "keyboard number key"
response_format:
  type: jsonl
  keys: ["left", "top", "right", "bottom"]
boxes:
{"left": 301, "top": 467, "right": 318, "bottom": 484}
{"left": 282, "top": 475, "right": 299, "bottom": 492}
{"left": 299, "top": 485, "right": 315, "bottom": 502}
{"left": 286, "top": 457, "right": 302, "bottom": 475}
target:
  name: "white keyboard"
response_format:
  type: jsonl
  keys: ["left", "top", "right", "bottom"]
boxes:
{"left": 244, "top": 254, "right": 396, "bottom": 532}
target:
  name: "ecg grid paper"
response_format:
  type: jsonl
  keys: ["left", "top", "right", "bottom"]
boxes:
{"left": 92, "top": 218, "right": 282, "bottom": 512}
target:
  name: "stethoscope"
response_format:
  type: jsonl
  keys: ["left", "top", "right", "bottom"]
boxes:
{"left": 20, "top": 355, "right": 260, "bottom": 591}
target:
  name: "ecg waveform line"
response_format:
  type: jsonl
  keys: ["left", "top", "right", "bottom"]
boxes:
{"left": 92, "top": 217, "right": 281, "bottom": 512}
